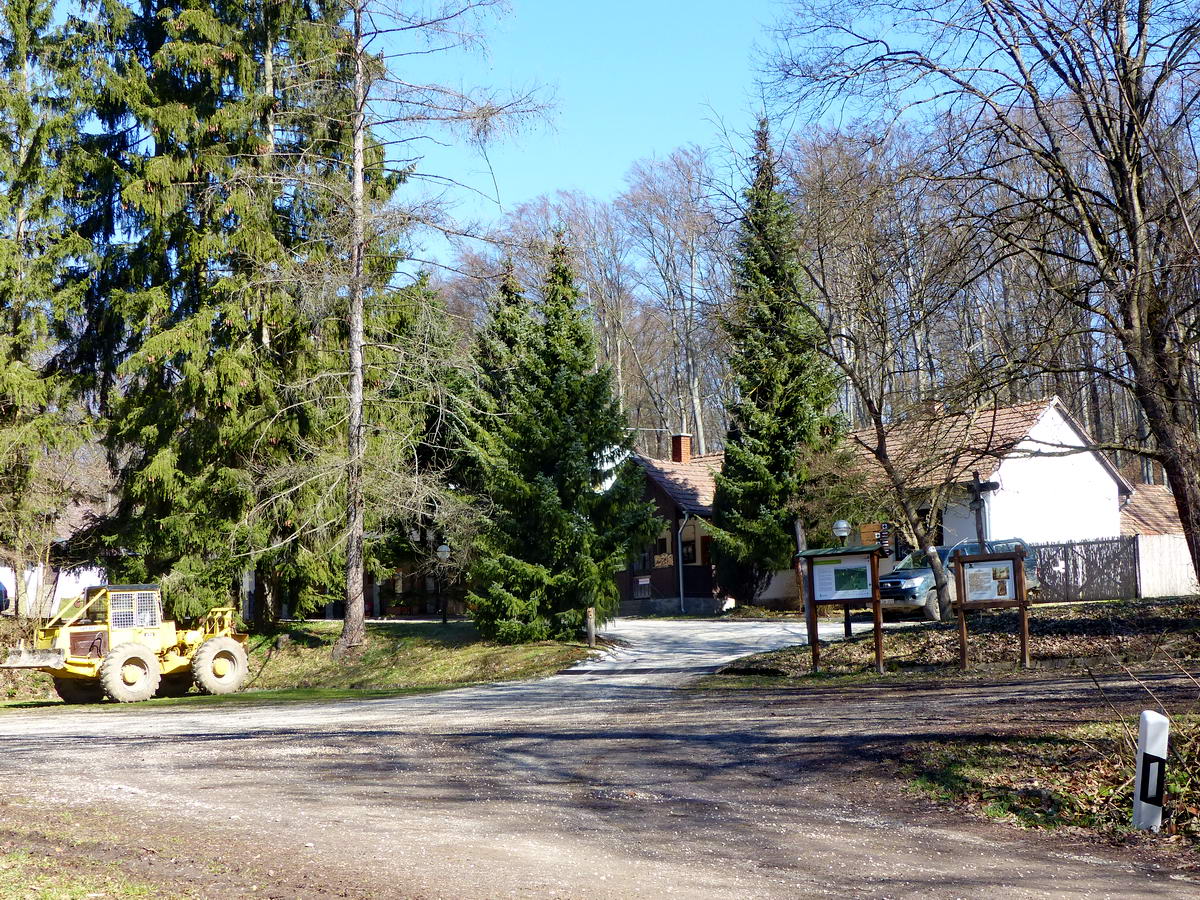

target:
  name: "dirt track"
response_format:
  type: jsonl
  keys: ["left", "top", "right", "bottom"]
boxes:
{"left": 1, "top": 619, "right": 1197, "bottom": 899}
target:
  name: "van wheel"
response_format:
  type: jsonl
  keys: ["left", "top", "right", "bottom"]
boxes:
{"left": 922, "top": 590, "right": 941, "bottom": 621}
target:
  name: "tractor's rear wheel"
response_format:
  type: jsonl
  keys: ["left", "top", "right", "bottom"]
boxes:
{"left": 156, "top": 673, "right": 194, "bottom": 698}
{"left": 99, "top": 643, "right": 161, "bottom": 703}
{"left": 191, "top": 637, "right": 248, "bottom": 695}
{"left": 53, "top": 677, "right": 104, "bottom": 705}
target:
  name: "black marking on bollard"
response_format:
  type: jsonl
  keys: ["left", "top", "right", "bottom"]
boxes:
{"left": 1139, "top": 752, "right": 1166, "bottom": 807}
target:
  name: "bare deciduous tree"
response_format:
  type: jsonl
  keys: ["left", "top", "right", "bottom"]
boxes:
{"left": 774, "top": 0, "right": 1200, "bottom": 576}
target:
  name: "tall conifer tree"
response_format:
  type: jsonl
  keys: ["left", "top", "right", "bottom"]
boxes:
{"left": 0, "top": 0, "right": 93, "bottom": 615}
{"left": 69, "top": 0, "right": 362, "bottom": 615}
{"left": 469, "top": 240, "right": 657, "bottom": 642}
{"left": 710, "top": 119, "right": 840, "bottom": 605}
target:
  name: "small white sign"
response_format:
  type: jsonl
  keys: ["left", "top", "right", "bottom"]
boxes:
{"left": 812, "top": 557, "right": 874, "bottom": 602}
{"left": 963, "top": 559, "right": 1016, "bottom": 602}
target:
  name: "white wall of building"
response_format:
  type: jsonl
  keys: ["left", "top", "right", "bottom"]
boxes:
{"left": 759, "top": 568, "right": 799, "bottom": 603}
{"left": 942, "top": 498, "right": 977, "bottom": 546}
{"left": 987, "top": 406, "right": 1122, "bottom": 543}
{"left": 0, "top": 565, "right": 106, "bottom": 617}
{"left": 1137, "top": 535, "right": 1200, "bottom": 597}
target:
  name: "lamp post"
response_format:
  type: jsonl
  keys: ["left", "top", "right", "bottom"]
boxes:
{"left": 832, "top": 520, "right": 852, "bottom": 547}
{"left": 831, "top": 520, "right": 855, "bottom": 636}
{"left": 436, "top": 543, "right": 450, "bottom": 625}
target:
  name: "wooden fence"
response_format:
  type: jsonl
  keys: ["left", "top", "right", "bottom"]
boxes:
{"left": 1030, "top": 536, "right": 1139, "bottom": 603}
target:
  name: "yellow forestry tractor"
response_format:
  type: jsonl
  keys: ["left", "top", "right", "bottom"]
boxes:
{"left": 0, "top": 584, "right": 249, "bottom": 703}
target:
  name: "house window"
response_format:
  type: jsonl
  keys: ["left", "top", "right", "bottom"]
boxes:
{"left": 656, "top": 537, "right": 668, "bottom": 556}
{"left": 681, "top": 540, "right": 696, "bottom": 564}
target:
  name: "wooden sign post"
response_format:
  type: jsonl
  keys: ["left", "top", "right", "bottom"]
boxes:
{"left": 795, "top": 545, "right": 885, "bottom": 676}
{"left": 951, "top": 548, "right": 1031, "bottom": 671}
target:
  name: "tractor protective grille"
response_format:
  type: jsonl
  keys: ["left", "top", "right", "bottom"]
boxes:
{"left": 109, "top": 591, "right": 159, "bottom": 629}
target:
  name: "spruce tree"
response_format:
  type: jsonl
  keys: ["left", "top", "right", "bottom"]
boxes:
{"left": 710, "top": 119, "right": 841, "bottom": 605}
{"left": 67, "top": 0, "right": 362, "bottom": 617}
{"left": 469, "top": 240, "right": 658, "bottom": 643}
{"left": 0, "top": 0, "right": 93, "bottom": 615}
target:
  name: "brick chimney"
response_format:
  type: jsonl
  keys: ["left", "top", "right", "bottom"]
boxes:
{"left": 671, "top": 433, "right": 692, "bottom": 464}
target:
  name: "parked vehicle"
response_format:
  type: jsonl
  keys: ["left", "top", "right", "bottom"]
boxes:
{"left": 0, "top": 584, "right": 248, "bottom": 703}
{"left": 878, "top": 539, "right": 1040, "bottom": 621}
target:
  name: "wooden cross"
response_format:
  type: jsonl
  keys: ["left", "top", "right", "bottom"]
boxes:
{"left": 967, "top": 470, "right": 1000, "bottom": 547}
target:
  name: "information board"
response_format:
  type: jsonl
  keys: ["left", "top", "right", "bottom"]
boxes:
{"left": 962, "top": 558, "right": 1016, "bottom": 602}
{"left": 812, "top": 556, "right": 874, "bottom": 602}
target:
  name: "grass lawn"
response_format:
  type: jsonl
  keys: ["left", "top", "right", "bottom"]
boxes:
{"left": 700, "top": 597, "right": 1200, "bottom": 687}
{"left": 0, "top": 619, "right": 593, "bottom": 709}
{"left": 703, "top": 596, "right": 1200, "bottom": 850}
{"left": 0, "top": 848, "right": 177, "bottom": 898}
{"left": 904, "top": 713, "right": 1200, "bottom": 849}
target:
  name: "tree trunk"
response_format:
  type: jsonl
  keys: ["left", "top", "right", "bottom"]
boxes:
{"left": 334, "top": 1, "right": 367, "bottom": 657}
{"left": 253, "top": 567, "right": 277, "bottom": 631}
{"left": 11, "top": 557, "right": 26, "bottom": 619}
{"left": 1133, "top": 367, "right": 1200, "bottom": 583}
{"left": 32, "top": 557, "right": 59, "bottom": 619}
{"left": 688, "top": 345, "right": 706, "bottom": 455}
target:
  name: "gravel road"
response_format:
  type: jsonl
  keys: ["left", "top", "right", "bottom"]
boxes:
{"left": 0, "top": 618, "right": 1195, "bottom": 899}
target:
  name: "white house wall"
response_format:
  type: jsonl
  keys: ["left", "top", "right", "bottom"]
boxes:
{"left": 987, "top": 407, "right": 1122, "bottom": 543}
{"left": 1137, "top": 535, "right": 1200, "bottom": 597}
{"left": 759, "top": 568, "right": 798, "bottom": 603}
{"left": 942, "top": 499, "right": 978, "bottom": 546}
{"left": 0, "top": 566, "right": 106, "bottom": 617}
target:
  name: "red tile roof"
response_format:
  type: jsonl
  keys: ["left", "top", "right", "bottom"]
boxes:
{"left": 849, "top": 399, "right": 1052, "bottom": 490}
{"left": 1122, "top": 485, "right": 1183, "bottom": 536}
{"left": 636, "top": 398, "right": 1132, "bottom": 516}
{"left": 634, "top": 452, "right": 723, "bottom": 516}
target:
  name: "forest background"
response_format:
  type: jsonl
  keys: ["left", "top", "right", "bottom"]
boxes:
{"left": 0, "top": 0, "right": 1196, "bottom": 645}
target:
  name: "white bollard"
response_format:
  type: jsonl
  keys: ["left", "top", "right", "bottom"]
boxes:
{"left": 1133, "top": 710, "right": 1170, "bottom": 832}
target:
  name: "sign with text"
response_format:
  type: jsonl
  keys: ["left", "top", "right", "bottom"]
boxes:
{"left": 951, "top": 548, "right": 1032, "bottom": 671}
{"left": 796, "top": 544, "right": 885, "bottom": 676}
{"left": 963, "top": 558, "right": 1016, "bottom": 602}
{"left": 812, "top": 556, "right": 874, "bottom": 602}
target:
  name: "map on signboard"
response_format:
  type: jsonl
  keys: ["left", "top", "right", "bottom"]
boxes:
{"left": 964, "top": 559, "right": 1016, "bottom": 602}
{"left": 834, "top": 566, "right": 868, "bottom": 593}
{"left": 813, "top": 556, "right": 874, "bottom": 602}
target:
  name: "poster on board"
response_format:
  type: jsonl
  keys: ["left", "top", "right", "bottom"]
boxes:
{"left": 812, "top": 556, "right": 874, "bottom": 602}
{"left": 963, "top": 558, "right": 1016, "bottom": 602}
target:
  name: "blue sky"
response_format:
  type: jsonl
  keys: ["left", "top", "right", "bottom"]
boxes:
{"left": 413, "top": 0, "right": 783, "bottom": 247}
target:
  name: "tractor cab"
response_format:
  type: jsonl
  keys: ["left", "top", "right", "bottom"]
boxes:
{"left": 50, "top": 584, "right": 161, "bottom": 629}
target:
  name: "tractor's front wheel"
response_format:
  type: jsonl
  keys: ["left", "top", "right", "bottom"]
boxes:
{"left": 191, "top": 637, "right": 248, "bottom": 695}
{"left": 53, "top": 677, "right": 104, "bottom": 705}
{"left": 100, "top": 643, "right": 161, "bottom": 703}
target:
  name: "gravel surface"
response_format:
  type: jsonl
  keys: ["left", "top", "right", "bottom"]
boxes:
{"left": 0, "top": 618, "right": 1196, "bottom": 899}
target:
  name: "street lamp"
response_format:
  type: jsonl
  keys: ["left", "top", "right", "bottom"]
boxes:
{"left": 832, "top": 520, "right": 852, "bottom": 547}
{"left": 435, "top": 543, "right": 450, "bottom": 624}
